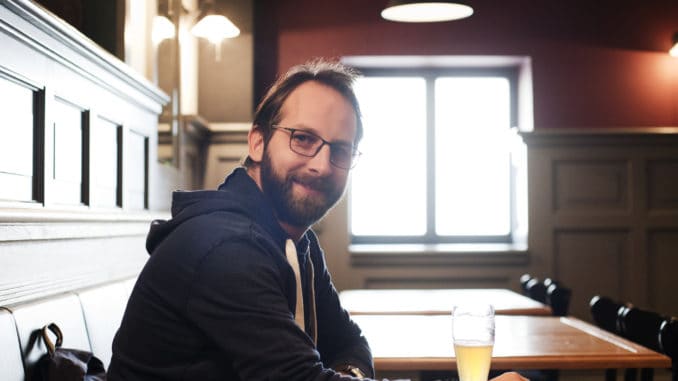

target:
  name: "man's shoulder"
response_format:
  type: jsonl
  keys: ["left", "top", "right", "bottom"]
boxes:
{"left": 172, "top": 211, "right": 281, "bottom": 257}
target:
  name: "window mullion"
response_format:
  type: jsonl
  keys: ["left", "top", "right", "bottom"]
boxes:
{"left": 425, "top": 76, "right": 436, "bottom": 242}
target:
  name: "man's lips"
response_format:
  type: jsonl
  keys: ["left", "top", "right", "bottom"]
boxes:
{"left": 292, "top": 177, "right": 330, "bottom": 196}
{"left": 293, "top": 180, "right": 323, "bottom": 196}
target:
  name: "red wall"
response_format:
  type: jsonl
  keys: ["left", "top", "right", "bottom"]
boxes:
{"left": 254, "top": 0, "right": 678, "bottom": 129}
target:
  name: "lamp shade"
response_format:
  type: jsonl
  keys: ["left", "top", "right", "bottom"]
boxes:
{"left": 152, "top": 15, "right": 175, "bottom": 44}
{"left": 191, "top": 14, "right": 240, "bottom": 43}
{"left": 381, "top": 0, "right": 473, "bottom": 22}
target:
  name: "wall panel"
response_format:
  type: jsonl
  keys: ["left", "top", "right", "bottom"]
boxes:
{"left": 647, "top": 160, "right": 678, "bottom": 211}
{"left": 90, "top": 117, "right": 121, "bottom": 208}
{"left": 0, "top": 0, "right": 168, "bottom": 306}
{"left": 524, "top": 129, "right": 678, "bottom": 321}
{"left": 0, "top": 75, "right": 36, "bottom": 203}
{"left": 50, "top": 97, "right": 84, "bottom": 206}
{"left": 204, "top": 130, "right": 248, "bottom": 189}
{"left": 125, "top": 130, "right": 148, "bottom": 210}
{"left": 647, "top": 230, "right": 678, "bottom": 317}
{"left": 553, "top": 160, "right": 629, "bottom": 213}
{"left": 554, "top": 230, "right": 627, "bottom": 318}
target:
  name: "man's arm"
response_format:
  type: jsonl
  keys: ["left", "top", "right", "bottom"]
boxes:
{"left": 185, "top": 239, "right": 364, "bottom": 380}
{"left": 492, "top": 372, "right": 530, "bottom": 381}
{"left": 309, "top": 235, "right": 374, "bottom": 378}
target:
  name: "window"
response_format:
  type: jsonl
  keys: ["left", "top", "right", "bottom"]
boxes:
{"left": 350, "top": 67, "right": 526, "bottom": 245}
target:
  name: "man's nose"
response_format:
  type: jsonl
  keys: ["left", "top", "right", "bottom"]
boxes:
{"left": 307, "top": 144, "right": 333, "bottom": 175}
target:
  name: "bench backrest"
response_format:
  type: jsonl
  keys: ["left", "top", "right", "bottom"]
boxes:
{"left": 0, "top": 277, "right": 136, "bottom": 380}
{"left": 0, "top": 309, "right": 24, "bottom": 381}
{"left": 77, "top": 278, "right": 135, "bottom": 368}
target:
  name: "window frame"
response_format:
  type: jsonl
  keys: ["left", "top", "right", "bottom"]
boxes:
{"left": 350, "top": 66, "right": 520, "bottom": 245}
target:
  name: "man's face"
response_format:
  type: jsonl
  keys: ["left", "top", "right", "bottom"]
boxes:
{"left": 259, "top": 81, "right": 358, "bottom": 228}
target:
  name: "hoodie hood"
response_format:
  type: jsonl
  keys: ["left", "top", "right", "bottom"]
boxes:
{"left": 146, "top": 167, "right": 287, "bottom": 254}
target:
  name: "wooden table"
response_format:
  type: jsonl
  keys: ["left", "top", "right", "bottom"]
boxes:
{"left": 352, "top": 314, "right": 672, "bottom": 371}
{"left": 340, "top": 288, "right": 552, "bottom": 316}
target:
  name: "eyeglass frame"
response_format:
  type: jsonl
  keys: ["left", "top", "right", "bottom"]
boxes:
{"left": 270, "top": 125, "right": 362, "bottom": 169}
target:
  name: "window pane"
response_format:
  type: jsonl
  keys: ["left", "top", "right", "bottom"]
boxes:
{"left": 351, "top": 77, "right": 427, "bottom": 236}
{"left": 434, "top": 77, "right": 511, "bottom": 236}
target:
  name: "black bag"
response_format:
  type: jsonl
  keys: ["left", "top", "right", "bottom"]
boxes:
{"left": 33, "top": 322, "right": 107, "bottom": 381}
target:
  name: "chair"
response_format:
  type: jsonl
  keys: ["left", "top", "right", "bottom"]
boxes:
{"left": 546, "top": 283, "right": 572, "bottom": 317}
{"left": 525, "top": 278, "right": 548, "bottom": 304}
{"left": 521, "top": 276, "right": 571, "bottom": 381}
{"left": 523, "top": 275, "right": 571, "bottom": 316}
{"left": 590, "top": 295, "right": 627, "bottom": 381}
{"left": 659, "top": 318, "right": 677, "bottom": 381}
{"left": 520, "top": 273, "right": 534, "bottom": 295}
{"left": 619, "top": 306, "right": 674, "bottom": 381}
{"left": 591, "top": 296, "right": 676, "bottom": 381}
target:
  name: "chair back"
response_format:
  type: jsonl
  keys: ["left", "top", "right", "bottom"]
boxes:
{"left": 519, "top": 273, "right": 534, "bottom": 296}
{"left": 619, "top": 306, "right": 666, "bottom": 352}
{"left": 525, "top": 278, "right": 547, "bottom": 304}
{"left": 660, "top": 318, "right": 678, "bottom": 381}
{"left": 589, "top": 295, "right": 625, "bottom": 334}
{"left": 547, "top": 284, "right": 572, "bottom": 317}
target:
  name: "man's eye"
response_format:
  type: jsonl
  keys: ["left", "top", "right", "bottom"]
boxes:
{"left": 293, "top": 132, "right": 317, "bottom": 145}
{"left": 332, "top": 145, "right": 351, "bottom": 158}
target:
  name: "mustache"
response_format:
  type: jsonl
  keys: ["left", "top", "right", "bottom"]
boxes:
{"left": 290, "top": 174, "right": 334, "bottom": 193}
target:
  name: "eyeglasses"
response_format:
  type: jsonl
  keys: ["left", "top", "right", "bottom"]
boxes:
{"left": 271, "top": 125, "right": 361, "bottom": 169}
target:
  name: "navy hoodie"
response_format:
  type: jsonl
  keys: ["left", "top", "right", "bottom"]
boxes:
{"left": 107, "top": 168, "right": 374, "bottom": 380}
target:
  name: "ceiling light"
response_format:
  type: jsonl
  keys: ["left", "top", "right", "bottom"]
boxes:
{"left": 670, "top": 32, "right": 678, "bottom": 57}
{"left": 381, "top": 1, "right": 473, "bottom": 23}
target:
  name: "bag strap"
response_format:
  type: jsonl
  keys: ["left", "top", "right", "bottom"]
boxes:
{"left": 41, "top": 322, "right": 63, "bottom": 356}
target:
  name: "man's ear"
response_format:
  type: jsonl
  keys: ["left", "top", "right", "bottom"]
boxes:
{"left": 248, "top": 126, "right": 264, "bottom": 163}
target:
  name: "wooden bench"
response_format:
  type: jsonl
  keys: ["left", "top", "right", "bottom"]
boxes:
{"left": 0, "top": 277, "right": 135, "bottom": 380}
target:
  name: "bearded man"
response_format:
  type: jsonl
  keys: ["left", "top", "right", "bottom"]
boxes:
{"left": 108, "top": 59, "right": 528, "bottom": 381}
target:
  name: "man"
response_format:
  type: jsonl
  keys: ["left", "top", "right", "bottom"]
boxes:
{"left": 108, "top": 59, "right": 527, "bottom": 381}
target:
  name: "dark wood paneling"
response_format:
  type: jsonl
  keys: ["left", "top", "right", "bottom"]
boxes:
{"left": 554, "top": 230, "right": 627, "bottom": 319}
{"left": 553, "top": 160, "right": 629, "bottom": 213}
{"left": 647, "top": 230, "right": 678, "bottom": 317}
{"left": 365, "top": 276, "right": 509, "bottom": 290}
{"left": 525, "top": 129, "right": 678, "bottom": 321}
{"left": 647, "top": 160, "right": 678, "bottom": 211}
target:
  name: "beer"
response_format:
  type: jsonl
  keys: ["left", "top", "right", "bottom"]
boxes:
{"left": 452, "top": 304, "right": 495, "bottom": 381}
{"left": 454, "top": 342, "right": 493, "bottom": 381}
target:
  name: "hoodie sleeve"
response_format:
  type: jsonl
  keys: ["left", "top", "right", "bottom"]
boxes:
{"left": 184, "top": 238, "right": 373, "bottom": 381}
{"left": 311, "top": 237, "right": 374, "bottom": 377}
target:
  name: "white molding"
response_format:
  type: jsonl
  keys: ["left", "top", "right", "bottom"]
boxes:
{"left": 0, "top": 0, "right": 169, "bottom": 113}
{"left": 0, "top": 221, "right": 151, "bottom": 242}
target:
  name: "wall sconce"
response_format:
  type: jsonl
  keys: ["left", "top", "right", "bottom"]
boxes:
{"left": 381, "top": 0, "right": 473, "bottom": 23}
{"left": 191, "top": 0, "right": 240, "bottom": 61}
{"left": 152, "top": 15, "right": 175, "bottom": 44}
{"left": 152, "top": 0, "right": 239, "bottom": 60}
{"left": 670, "top": 32, "right": 678, "bottom": 57}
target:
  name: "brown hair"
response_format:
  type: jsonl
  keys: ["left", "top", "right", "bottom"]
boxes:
{"left": 244, "top": 59, "right": 363, "bottom": 167}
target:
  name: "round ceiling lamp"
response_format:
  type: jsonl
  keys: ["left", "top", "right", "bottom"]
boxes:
{"left": 381, "top": 1, "right": 474, "bottom": 23}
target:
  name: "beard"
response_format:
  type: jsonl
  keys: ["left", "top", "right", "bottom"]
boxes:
{"left": 260, "top": 149, "right": 344, "bottom": 228}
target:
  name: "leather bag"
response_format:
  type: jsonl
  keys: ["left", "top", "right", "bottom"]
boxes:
{"left": 33, "top": 323, "right": 106, "bottom": 381}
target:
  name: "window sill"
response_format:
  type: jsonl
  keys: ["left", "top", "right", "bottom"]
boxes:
{"left": 349, "top": 243, "right": 529, "bottom": 267}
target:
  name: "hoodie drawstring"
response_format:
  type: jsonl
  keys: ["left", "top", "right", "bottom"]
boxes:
{"left": 285, "top": 239, "right": 317, "bottom": 344}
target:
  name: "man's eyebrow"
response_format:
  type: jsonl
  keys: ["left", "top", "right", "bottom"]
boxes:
{"left": 287, "top": 124, "right": 354, "bottom": 146}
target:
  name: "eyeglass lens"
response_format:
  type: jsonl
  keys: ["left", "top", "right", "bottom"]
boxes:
{"left": 289, "top": 129, "right": 357, "bottom": 169}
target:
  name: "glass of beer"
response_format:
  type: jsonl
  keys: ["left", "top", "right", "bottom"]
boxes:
{"left": 452, "top": 304, "right": 495, "bottom": 381}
